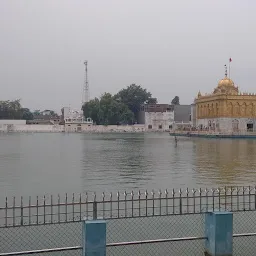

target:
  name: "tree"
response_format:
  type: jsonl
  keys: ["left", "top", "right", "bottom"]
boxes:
{"left": 83, "top": 97, "right": 101, "bottom": 124}
{"left": 115, "top": 84, "right": 155, "bottom": 122}
{"left": 0, "top": 99, "right": 23, "bottom": 119}
{"left": 21, "top": 108, "right": 34, "bottom": 120}
{"left": 33, "top": 110, "right": 41, "bottom": 117}
{"left": 82, "top": 93, "right": 134, "bottom": 125}
{"left": 146, "top": 97, "right": 158, "bottom": 104}
{"left": 49, "top": 110, "right": 57, "bottom": 116}
{"left": 171, "top": 96, "right": 180, "bottom": 105}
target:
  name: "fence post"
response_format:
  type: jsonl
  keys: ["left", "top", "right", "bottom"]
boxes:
{"left": 205, "top": 211, "right": 233, "bottom": 256}
{"left": 93, "top": 201, "right": 97, "bottom": 220}
{"left": 83, "top": 219, "right": 106, "bottom": 256}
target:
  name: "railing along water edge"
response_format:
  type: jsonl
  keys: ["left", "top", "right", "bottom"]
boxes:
{"left": 1, "top": 185, "right": 256, "bottom": 227}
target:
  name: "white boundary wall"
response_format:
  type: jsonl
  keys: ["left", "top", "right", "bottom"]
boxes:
{"left": 65, "top": 124, "right": 146, "bottom": 133}
{"left": 12, "top": 124, "right": 65, "bottom": 132}
{"left": 0, "top": 123, "right": 171, "bottom": 133}
{"left": 0, "top": 120, "right": 26, "bottom": 125}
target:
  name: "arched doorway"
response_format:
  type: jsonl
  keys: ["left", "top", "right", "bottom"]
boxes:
{"left": 232, "top": 119, "right": 239, "bottom": 132}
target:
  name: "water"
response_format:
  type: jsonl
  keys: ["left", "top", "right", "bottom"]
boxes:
{"left": 1, "top": 132, "right": 256, "bottom": 255}
{"left": 1, "top": 132, "right": 256, "bottom": 198}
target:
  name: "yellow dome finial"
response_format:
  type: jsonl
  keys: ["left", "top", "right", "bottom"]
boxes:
{"left": 197, "top": 91, "right": 201, "bottom": 97}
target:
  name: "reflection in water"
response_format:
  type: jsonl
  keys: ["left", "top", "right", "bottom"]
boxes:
{"left": 1, "top": 133, "right": 256, "bottom": 197}
{"left": 81, "top": 134, "right": 154, "bottom": 192}
{"left": 194, "top": 139, "right": 256, "bottom": 186}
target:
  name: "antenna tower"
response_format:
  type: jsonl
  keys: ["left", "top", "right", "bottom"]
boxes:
{"left": 83, "top": 60, "right": 89, "bottom": 105}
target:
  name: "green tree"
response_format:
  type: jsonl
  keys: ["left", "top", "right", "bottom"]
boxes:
{"left": 115, "top": 84, "right": 155, "bottom": 122}
{"left": 21, "top": 108, "right": 34, "bottom": 120}
{"left": 146, "top": 97, "right": 158, "bottom": 104}
{"left": 83, "top": 97, "right": 101, "bottom": 124}
{"left": 171, "top": 96, "right": 180, "bottom": 105}
{"left": 49, "top": 110, "right": 57, "bottom": 116}
{"left": 83, "top": 93, "right": 134, "bottom": 125}
{"left": 0, "top": 99, "right": 22, "bottom": 119}
{"left": 33, "top": 110, "right": 41, "bottom": 117}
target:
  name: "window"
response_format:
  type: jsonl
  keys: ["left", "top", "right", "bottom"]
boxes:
{"left": 247, "top": 123, "right": 253, "bottom": 132}
{"left": 169, "top": 125, "right": 172, "bottom": 129}
{"left": 148, "top": 125, "right": 152, "bottom": 129}
{"left": 158, "top": 125, "right": 162, "bottom": 129}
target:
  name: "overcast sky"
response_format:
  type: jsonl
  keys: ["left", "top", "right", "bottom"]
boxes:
{"left": 0, "top": 0, "right": 255, "bottom": 112}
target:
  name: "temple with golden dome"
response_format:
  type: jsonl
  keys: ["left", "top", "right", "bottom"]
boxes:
{"left": 195, "top": 71, "right": 256, "bottom": 132}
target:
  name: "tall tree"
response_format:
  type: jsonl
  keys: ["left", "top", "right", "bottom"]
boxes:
{"left": 83, "top": 93, "right": 134, "bottom": 125}
{"left": 115, "top": 84, "right": 154, "bottom": 122}
{"left": 83, "top": 97, "right": 101, "bottom": 124}
{"left": 171, "top": 96, "right": 180, "bottom": 105}
{"left": 0, "top": 99, "right": 22, "bottom": 119}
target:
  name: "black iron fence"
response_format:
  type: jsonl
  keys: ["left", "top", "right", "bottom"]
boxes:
{"left": 1, "top": 186, "right": 256, "bottom": 255}
{"left": 1, "top": 186, "right": 256, "bottom": 227}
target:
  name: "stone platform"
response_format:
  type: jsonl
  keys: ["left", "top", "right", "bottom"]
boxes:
{"left": 169, "top": 131, "right": 256, "bottom": 139}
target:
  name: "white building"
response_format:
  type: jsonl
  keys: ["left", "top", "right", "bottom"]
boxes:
{"left": 61, "top": 106, "right": 93, "bottom": 132}
{"left": 138, "top": 104, "right": 174, "bottom": 130}
{"left": 173, "top": 105, "right": 192, "bottom": 130}
{"left": 145, "top": 111, "right": 174, "bottom": 130}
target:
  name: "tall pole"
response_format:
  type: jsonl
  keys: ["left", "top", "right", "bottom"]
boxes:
{"left": 229, "top": 57, "right": 232, "bottom": 79}
{"left": 229, "top": 62, "right": 230, "bottom": 79}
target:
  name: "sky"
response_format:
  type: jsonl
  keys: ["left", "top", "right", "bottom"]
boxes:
{"left": 0, "top": 0, "right": 255, "bottom": 112}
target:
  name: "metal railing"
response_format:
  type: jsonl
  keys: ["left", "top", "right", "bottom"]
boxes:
{"left": 2, "top": 232, "right": 256, "bottom": 255}
{"left": 2, "top": 186, "right": 256, "bottom": 255}
{"left": 1, "top": 186, "right": 256, "bottom": 228}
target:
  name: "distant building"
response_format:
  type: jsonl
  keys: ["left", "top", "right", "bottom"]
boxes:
{"left": 138, "top": 104, "right": 174, "bottom": 130}
{"left": 41, "top": 110, "right": 52, "bottom": 116}
{"left": 29, "top": 113, "right": 61, "bottom": 125}
{"left": 191, "top": 103, "right": 197, "bottom": 127}
{"left": 61, "top": 106, "right": 93, "bottom": 132}
{"left": 27, "top": 119, "right": 54, "bottom": 125}
{"left": 173, "top": 105, "right": 192, "bottom": 129}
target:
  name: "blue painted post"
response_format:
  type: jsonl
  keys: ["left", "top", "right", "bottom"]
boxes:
{"left": 205, "top": 212, "right": 233, "bottom": 256}
{"left": 83, "top": 219, "right": 106, "bottom": 256}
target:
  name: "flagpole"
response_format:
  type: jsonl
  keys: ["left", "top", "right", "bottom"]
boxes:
{"left": 229, "top": 61, "right": 231, "bottom": 79}
{"left": 229, "top": 57, "right": 232, "bottom": 79}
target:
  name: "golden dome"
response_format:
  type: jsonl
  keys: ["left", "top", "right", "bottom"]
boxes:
{"left": 213, "top": 76, "right": 238, "bottom": 95}
{"left": 218, "top": 77, "right": 235, "bottom": 87}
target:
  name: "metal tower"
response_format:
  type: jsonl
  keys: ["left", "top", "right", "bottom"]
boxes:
{"left": 83, "top": 60, "right": 89, "bottom": 105}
